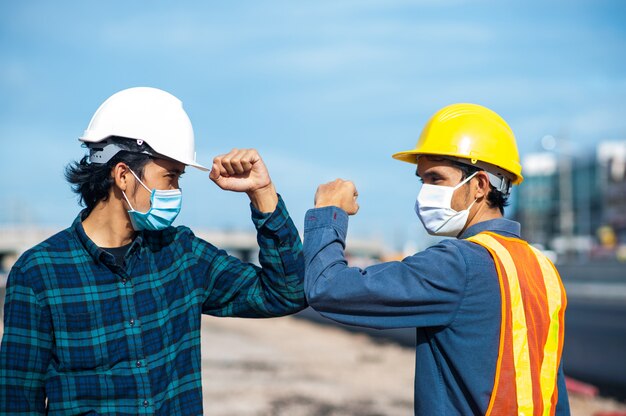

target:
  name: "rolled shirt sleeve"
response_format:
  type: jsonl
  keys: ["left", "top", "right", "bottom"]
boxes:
{"left": 200, "top": 195, "right": 307, "bottom": 317}
{"left": 303, "top": 206, "right": 467, "bottom": 329}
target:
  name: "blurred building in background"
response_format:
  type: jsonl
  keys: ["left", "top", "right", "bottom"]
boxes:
{"left": 598, "top": 141, "right": 626, "bottom": 243}
{"left": 514, "top": 140, "right": 626, "bottom": 263}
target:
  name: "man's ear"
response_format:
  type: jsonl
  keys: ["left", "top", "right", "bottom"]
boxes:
{"left": 473, "top": 171, "right": 491, "bottom": 200}
{"left": 112, "top": 163, "right": 131, "bottom": 192}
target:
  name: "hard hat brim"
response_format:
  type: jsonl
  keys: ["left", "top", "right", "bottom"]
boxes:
{"left": 391, "top": 149, "right": 523, "bottom": 185}
{"left": 391, "top": 150, "right": 420, "bottom": 164}
{"left": 187, "top": 160, "right": 210, "bottom": 172}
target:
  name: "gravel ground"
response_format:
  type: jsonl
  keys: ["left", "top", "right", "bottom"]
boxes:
{"left": 200, "top": 314, "right": 626, "bottom": 416}
{"left": 201, "top": 314, "right": 414, "bottom": 416}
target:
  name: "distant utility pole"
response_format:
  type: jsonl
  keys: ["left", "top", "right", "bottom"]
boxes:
{"left": 542, "top": 135, "right": 575, "bottom": 257}
{"left": 558, "top": 153, "right": 574, "bottom": 244}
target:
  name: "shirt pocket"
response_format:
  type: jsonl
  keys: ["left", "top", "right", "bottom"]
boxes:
{"left": 52, "top": 311, "right": 111, "bottom": 372}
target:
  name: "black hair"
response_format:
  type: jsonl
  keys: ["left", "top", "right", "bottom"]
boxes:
{"left": 451, "top": 160, "right": 509, "bottom": 214}
{"left": 65, "top": 138, "right": 152, "bottom": 215}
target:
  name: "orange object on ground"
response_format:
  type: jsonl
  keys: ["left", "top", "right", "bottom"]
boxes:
{"left": 565, "top": 376, "right": 599, "bottom": 397}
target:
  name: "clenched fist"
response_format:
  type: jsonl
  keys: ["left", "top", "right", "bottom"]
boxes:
{"left": 210, "top": 148, "right": 278, "bottom": 212}
{"left": 314, "top": 179, "right": 359, "bottom": 215}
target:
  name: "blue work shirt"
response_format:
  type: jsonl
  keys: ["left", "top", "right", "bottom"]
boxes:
{"left": 303, "top": 206, "right": 570, "bottom": 415}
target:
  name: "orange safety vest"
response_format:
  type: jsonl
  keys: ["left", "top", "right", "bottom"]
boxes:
{"left": 467, "top": 232, "right": 567, "bottom": 416}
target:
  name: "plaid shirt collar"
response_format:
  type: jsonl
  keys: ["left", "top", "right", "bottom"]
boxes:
{"left": 72, "top": 210, "right": 144, "bottom": 266}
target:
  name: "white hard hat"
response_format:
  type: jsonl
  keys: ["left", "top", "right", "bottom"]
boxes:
{"left": 80, "top": 87, "right": 208, "bottom": 171}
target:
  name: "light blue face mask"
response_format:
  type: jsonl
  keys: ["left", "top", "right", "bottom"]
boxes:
{"left": 122, "top": 169, "right": 182, "bottom": 231}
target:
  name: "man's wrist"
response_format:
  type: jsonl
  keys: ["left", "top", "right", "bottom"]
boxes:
{"left": 246, "top": 182, "right": 278, "bottom": 213}
{"left": 315, "top": 201, "right": 341, "bottom": 210}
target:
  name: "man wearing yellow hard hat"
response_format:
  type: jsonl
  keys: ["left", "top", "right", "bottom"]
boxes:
{"left": 303, "top": 103, "right": 570, "bottom": 415}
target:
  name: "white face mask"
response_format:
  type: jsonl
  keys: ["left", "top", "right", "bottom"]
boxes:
{"left": 415, "top": 172, "right": 478, "bottom": 237}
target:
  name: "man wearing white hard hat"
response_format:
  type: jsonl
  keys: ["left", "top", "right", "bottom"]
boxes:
{"left": 0, "top": 87, "right": 307, "bottom": 415}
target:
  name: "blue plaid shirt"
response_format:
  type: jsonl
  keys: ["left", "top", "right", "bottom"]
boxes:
{"left": 0, "top": 196, "right": 306, "bottom": 415}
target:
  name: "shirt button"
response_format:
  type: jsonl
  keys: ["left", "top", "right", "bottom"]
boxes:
{"left": 129, "top": 319, "right": 135, "bottom": 326}
{"left": 143, "top": 400, "right": 149, "bottom": 407}
{"left": 121, "top": 278, "right": 127, "bottom": 285}
{"left": 136, "top": 360, "right": 142, "bottom": 368}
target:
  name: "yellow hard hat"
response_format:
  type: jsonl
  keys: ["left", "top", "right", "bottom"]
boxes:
{"left": 392, "top": 103, "right": 523, "bottom": 184}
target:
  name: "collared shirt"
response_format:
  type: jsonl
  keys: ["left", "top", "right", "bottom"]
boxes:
{"left": 0, "top": 196, "right": 306, "bottom": 415}
{"left": 303, "top": 207, "right": 570, "bottom": 415}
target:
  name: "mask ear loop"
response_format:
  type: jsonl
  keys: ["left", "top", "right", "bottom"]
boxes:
{"left": 121, "top": 190, "right": 135, "bottom": 212}
{"left": 454, "top": 171, "right": 480, "bottom": 212}
{"left": 127, "top": 169, "right": 152, "bottom": 193}
{"left": 453, "top": 171, "right": 479, "bottom": 190}
{"left": 466, "top": 197, "right": 478, "bottom": 212}
{"left": 120, "top": 168, "right": 149, "bottom": 212}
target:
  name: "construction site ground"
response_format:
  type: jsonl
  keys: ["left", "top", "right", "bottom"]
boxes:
{"left": 0, "top": 293, "right": 624, "bottom": 415}
{"left": 200, "top": 314, "right": 626, "bottom": 416}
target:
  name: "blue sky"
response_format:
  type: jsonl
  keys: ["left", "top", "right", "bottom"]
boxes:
{"left": 1, "top": 1, "right": 625, "bottom": 249}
